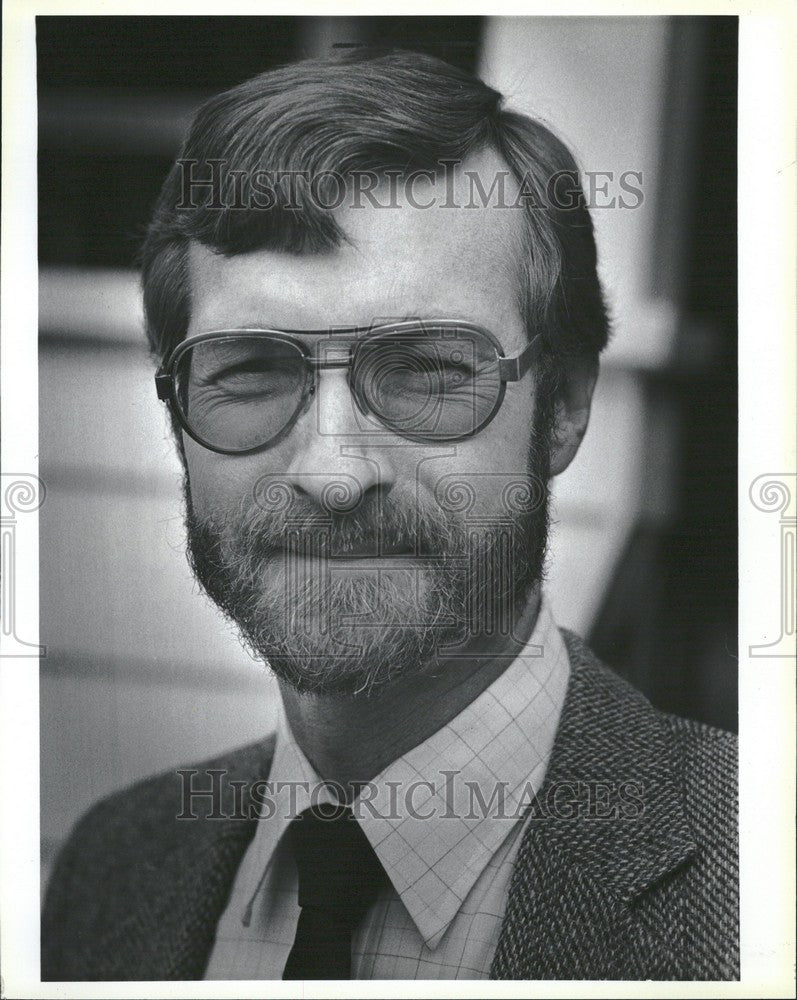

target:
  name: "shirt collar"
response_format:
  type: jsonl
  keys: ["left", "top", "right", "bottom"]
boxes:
{"left": 243, "top": 594, "right": 570, "bottom": 948}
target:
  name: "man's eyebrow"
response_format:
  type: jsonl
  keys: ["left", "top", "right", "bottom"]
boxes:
{"left": 201, "top": 316, "right": 485, "bottom": 334}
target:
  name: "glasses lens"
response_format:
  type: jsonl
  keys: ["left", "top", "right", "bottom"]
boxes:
{"left": 353, "top": 326, "right": 502, "bottom": 439}
{"left": 174, "top": 335, "right": 308, "bottom": 451}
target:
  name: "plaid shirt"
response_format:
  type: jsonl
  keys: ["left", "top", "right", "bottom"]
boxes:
{"left": 205, "top": 596, "right": 570, "bottom": 979}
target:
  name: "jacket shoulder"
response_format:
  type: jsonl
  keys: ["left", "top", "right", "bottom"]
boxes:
{"left": 663, "top": 709, "right": 737, "bottom": 773}
{"left": 52, "top": 736, "right": 273, "bottom": 864}
{"left": 561, "top": 627, "right": 738, "bottom": 863}
{"left": 661, "top": 711, "right": 739, "bottom": 975}
{"left": 42, "top": 736, "right": 274, "bottom": 979}
{"left": 661, "top": 710, "right": 739, "bottom": 887}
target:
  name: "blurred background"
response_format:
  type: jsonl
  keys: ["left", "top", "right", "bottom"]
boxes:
{"left": 38, "top": 15, "right": 738, "bottom": 880}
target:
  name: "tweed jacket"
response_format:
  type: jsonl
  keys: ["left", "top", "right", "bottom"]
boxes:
{"left": 41, "top": 632, "right": 739, "bottom": 980}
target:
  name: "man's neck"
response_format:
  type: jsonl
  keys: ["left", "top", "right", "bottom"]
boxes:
{"left": 278, "top": 588, "right": 542, "bottom": 800}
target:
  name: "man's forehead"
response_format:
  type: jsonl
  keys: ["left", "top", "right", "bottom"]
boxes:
{"left": 338, "top": 147, "right": 523, "bottom": 265}
{"left": 187, "top": 149, "right": 525, "bottom": 333}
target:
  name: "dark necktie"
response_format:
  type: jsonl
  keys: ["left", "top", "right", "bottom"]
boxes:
{"left": 282, "top": 804, "right": 386, "bottom": 980}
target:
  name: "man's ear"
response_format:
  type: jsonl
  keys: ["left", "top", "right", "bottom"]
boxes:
{"left": 549, "top": 358, "right": 599, "bottom": 477}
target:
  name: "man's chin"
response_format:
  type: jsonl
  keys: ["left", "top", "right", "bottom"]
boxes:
{"left": 255, "top": 625, "right": 442, "bottom": 698}
{"left": 236, "top": 570, "right": 462, "bottom": 695}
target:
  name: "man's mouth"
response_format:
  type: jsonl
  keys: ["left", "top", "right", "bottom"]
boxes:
{"left": 270, "top": 544, "right": 422, "bottom": 558}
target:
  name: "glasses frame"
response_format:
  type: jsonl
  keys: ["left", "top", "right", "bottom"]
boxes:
{"left": 155, "top": 320, "right": 542, "bottom": 454}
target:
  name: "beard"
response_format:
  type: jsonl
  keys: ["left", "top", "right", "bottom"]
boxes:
{"left": 184, "top": 412, "right": 553, "bottom": 697}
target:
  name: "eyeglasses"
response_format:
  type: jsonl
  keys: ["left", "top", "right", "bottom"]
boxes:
{"left": 155, "top": 320, "right": 541, "bottom": 454}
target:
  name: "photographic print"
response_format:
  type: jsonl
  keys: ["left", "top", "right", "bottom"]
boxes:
{"left": 1, "top": 5, "right": 793, "bottom": 995}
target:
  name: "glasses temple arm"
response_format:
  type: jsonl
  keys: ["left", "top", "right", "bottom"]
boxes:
{"left": 498, "top": 336, "right": 543, "bottom": 382}
{"left": 155, "top": 372, "right": 174, "bottom": 400}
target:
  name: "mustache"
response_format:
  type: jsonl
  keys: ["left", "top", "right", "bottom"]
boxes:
{"left": 227, "top": 491, "right": 467, "bottom": 560}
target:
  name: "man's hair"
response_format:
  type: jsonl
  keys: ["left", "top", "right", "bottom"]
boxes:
{"left": 140, "top": 49, "right": 609, "bottom": 400}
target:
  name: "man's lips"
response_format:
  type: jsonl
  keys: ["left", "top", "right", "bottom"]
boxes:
{"left": 255, "top": 537, "right": 435, "bottom": 559}
{"left": 268, "top": 544, "right": 422, "bottom": 557}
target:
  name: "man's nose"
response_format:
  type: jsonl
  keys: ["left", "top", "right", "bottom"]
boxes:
{"left": 282, "top": 369, "right": 395, "bottom": 510}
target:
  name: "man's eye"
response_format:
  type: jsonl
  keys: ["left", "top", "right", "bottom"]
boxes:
{"left": 211, "top": 358, "right": 292, "bottom": 381}
{"left": 420, "top": 357, "right": 477, "bottom": 382}
{"left": 220, "top": 361, "right": 270, "bottom": 377}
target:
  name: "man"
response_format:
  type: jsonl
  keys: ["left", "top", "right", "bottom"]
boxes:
{"left": 42, "top": 50, "right": 738, "bottom": 981}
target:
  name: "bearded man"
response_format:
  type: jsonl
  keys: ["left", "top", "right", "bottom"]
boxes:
{"left": 42, "top": 50, "right": 739, "bottom": 982}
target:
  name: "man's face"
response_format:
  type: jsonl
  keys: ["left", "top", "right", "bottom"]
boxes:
{"left": 182, "top": 151, "right": 556, "bottom": 695}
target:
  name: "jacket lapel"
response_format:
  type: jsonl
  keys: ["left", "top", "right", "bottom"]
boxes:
{"left": 491, "top": 631, "right": 697, "bottom": 979}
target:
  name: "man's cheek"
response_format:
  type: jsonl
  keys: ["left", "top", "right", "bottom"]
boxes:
{"left": 186, "top": 458, "right": 250, "bottom": 520}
